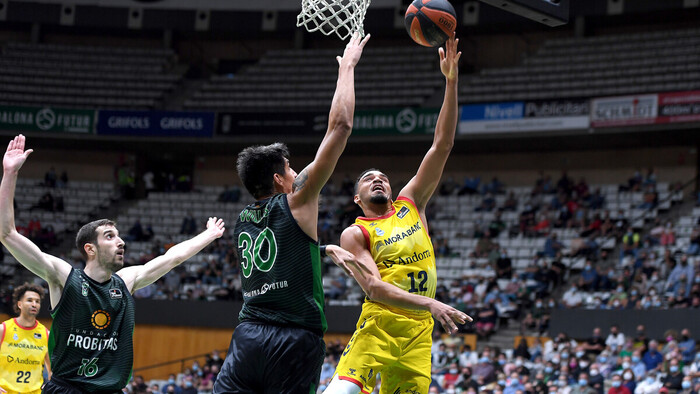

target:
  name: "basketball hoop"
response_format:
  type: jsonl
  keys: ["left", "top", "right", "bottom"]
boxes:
{"left": 296, "top": 0, "right": 371, "bottom": 41}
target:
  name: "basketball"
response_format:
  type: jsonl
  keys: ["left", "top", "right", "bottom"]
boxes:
{"left": 404, "top": 0, "right": 457, "bottom": 47}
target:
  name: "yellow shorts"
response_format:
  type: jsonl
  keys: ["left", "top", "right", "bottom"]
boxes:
{"left": 334, "top": 302, "right": 433, "bottom": 394}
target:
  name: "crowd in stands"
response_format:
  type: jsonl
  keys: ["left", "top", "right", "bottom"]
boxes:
{"left": 127, "top": 324, "right": 700, "bottom": 394}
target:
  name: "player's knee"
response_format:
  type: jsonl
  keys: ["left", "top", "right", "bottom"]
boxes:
{"left": 322, "top": 375, "right": 362, "bottom": 394}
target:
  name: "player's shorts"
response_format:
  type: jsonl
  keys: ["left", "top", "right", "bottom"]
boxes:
{"left": 213, "top": 321, "right": 325, "bottom": 394}
{"left": 333, "top": 302, "right": 433, "bottom": 394}
{"left": 42, "top": 376, "right": 122, "bottom": 394}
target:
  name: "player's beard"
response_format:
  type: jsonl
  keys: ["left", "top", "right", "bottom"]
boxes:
{"left": 369, "top": 193, "right": 389, "bottom": 204}
{"left": 97, "top": 247, "right": 124, "bottom": 272}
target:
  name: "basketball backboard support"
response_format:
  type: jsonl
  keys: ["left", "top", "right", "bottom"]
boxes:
{"left": 478, "top": 0, "right": 569, "bottom": 27}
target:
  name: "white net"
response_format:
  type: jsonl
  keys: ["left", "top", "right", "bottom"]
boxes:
{"left": 296, "top": 0, "right": 371, "bottom": 41}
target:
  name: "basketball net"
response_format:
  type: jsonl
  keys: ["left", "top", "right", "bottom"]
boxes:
{"left": 296, "top": 0, "right": 371, "bottom": 41}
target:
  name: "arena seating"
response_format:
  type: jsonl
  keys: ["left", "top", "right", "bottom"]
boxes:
{"left": 183, "top": 46, "right": 443, "bottom": 111}
{"left": 460, "top": 28, "right": 700, "bottom": 103}
{"left": 0, "top": 178, "right": 115, "bottom": 279}
{"left": 0, "top": 42, "right": 182, "bottom": 109}
{"left": 109, "top": 178, "right": 681, "bottom": 307}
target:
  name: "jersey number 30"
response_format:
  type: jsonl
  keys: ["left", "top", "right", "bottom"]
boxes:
{"left": 239, "top": 228, "right": 278, "bottom": 278}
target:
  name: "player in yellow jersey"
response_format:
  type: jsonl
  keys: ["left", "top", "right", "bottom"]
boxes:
{"left": 323, "top": 33, "right": 471, "bottom": 394}
{"left": 0, "top": 283, "right": 51, "bottom": 394}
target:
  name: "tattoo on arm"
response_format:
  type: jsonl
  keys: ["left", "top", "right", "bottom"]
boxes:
{"left": 292, "top": 169, "right": 309, "bottom": 193}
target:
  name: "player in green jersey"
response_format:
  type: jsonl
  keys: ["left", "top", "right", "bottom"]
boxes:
{"left": 0, "top": 134, "right": 226, "bottom": 393}
{"left": 213, "top": 33, "right": 370, "bottom": 394}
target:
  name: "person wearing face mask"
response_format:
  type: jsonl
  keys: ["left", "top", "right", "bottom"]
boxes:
{"left": 630, "top": 351, "right": 646, "bottom": 379}
{"left": 503, "top": 372, "right": 524, "bottom": 394}
{"left": 621, "top": 368, "right": 636, "bottom": 393}
{"left": 678, "top": 328, "right": 696, "bottom": 364}
{"left": 608, "top": 374, "right": 631, "bottom": 394}
{"left": 443, "top": 363, "right": 461, "bottom": 387}
{"left": 180, "top": 377, "right": 197, "bottom": 394}
{"left": 605, "top": 325, "right": 626, "bottom": 352}
{"left": 473, "top": 355, "right": 496, "bottom": 384}
{"left": 679, "top": 376, "right": 695, "bottom": 394}
{"left": 634, "top": 373, "right": 662, "bottom": 394}
{"left": 570, "top": 372, "right": 596, "bottom": 394}
{"left": 455, "top": 367, "right": 479, "bottom": 392}
{"left": 662, "top": 358, "right": 684, "bottom": 390}
{"left": 161, "top": 374, "right": 181, "bottom": 394}
{"left": 588, "top": 366, "right": 604, "bottom": 394}
{"left": 642, "top": 340, "right": 664, "bottom": 372}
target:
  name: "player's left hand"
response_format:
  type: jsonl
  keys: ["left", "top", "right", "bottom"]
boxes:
{"left": 325, "top": 244, "right": 372, "bottom": 280}
{"left": 205, "top": 217, "right": 226, "bottom": 239}
{"left": 439, "top": 32, "right": 461, "bottom": 82}
{"left": 429, "top": 300, "right": 473, "bottom": 335}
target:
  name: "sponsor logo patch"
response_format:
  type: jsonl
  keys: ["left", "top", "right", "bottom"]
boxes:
{"left": 397, "top": 206, "right": 410, "bottom": 219}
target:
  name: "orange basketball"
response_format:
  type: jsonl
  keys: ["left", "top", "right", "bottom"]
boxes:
{"left": 405, "top": 0, "right": 457, "bottom": 47}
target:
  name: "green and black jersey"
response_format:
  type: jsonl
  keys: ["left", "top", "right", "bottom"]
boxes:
{"left": 235, "top": 193, "right": 327, "bottom": 335}
{"left": 48, "top": 268, "right": 134, "bottom": 392}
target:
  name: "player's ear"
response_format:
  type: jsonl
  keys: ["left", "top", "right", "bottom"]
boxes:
{"left": 84, "top": 242, "right": 96, "bottom": 257}
{"left": 353, "top": 194, "right": 361, "bottom": 205}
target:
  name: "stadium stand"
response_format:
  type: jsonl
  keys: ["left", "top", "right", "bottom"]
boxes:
{"left": 0, "top": 42, "right": 182, "bottom": 109}
{"left": 460, "top": 28, "right": 700, "bottom": 103}
{"left": 183, "top": 46, "right": 443, "bottom": 110}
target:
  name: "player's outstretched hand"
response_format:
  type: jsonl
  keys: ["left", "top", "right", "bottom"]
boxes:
{"left": 429, "top": 300, "right": 472, "bottom": 335}
{"left": 205, "top": 217, "right": 226, "bottom": 239}
{"left": 325, "top": 244, "right": 372, "bottom": 280}
{"left": 439, "top": 32, "right": 461, "bottom": 82}
{"left": 337, "top": 32, "right": 371, "bottom": 68}
{"left": 3, "top": 134, "right": 33, "bottom": 174}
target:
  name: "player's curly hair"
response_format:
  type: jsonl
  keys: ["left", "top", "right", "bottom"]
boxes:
{"left": 12, "top": 282, "right": 44, "bottom": 315}
{"left": 237, "top": 143, "right": 290, "bottom": 199}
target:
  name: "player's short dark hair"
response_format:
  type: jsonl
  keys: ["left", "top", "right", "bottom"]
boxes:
{"left": 76, "top": 219, "right": 116, "bottom": 260}
{"left": 237, "top": 143, "right": 290, "bottom": 199}
{"left": 12, "top": 282, "right": 44, "bottom": 314}
{"left": 354, "top": 168, "right": 384, "bottom": 194}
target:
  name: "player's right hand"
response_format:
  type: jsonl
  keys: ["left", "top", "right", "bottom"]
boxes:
{"left": 3, "top": 134, "right": 33, "bottom": 174}
{"left": 429, "top": 300, "right": 472, "bottom": 335}
{"left": 337, "top": 32, "right": 371, "bottom": 68}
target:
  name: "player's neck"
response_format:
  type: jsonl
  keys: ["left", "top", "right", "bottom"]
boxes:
{"left": 362, "top": 202, "right": 393, "bottom": 218}
{"left": 84, "top": 261, "right": 113, "bottom": 283}
{"left": 16, "top": 314, "right": 37, "bottom": 328}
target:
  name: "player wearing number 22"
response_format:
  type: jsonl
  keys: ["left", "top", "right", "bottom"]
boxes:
{"left": 213, "top": 34, "right": 371, "bottom": 394}
{"left": 0, "top": 135, "right": 226, "bottom": 394}
{"left": 323, "top": 34, "right": 472, "bottom": 394}
{"left": 0, "top": 283, "right": 51, "bottom": 394}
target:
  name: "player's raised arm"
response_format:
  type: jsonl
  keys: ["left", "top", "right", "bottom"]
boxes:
{"left": 288, "top": 33, "right": 370, "bottom": 206}
{"left": 0, "top": 135, "right": 71, "bottom": 294}
{"left": 340, "top": 226, "right": 471, "bottom": 334}
{"left": 399, "top": 33, "right": 460, "bottom": 210}
{"left": 117, "top": 217, "right": 225, "bottom": 293}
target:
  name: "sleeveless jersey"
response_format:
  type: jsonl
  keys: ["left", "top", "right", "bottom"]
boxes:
{"left": 0, "top": 318, "right": 48, "bottom": 393}
{"left": 352, "top": 197, "right": 437, "bottom": 319}
{"left": 235, "top": 193, "right": 326, "bottom": 335}
{"left": 48, "top": 269, "right": 135, "bottom": 393}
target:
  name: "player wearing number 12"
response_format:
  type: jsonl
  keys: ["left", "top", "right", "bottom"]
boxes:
{"left": 213, "top": 33, "right": 370, "bottom": 394}
{"left": 0, "top": 135, "right": 226, "bottom": 394}
{"left": 324, "top": 34, "right": 472, "bottom": 394}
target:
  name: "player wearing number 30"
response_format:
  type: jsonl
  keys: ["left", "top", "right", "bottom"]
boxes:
{"left": 0, "top": 283, "right": 51, "bottom": 394}
{"left": 324, "top": 33, "right": 472, "bottom": 394}
{"left": 0, "top": 135, "right": 226, "bottom": 394}
{"left": 214, "top": 33, "right": 371, "bottom": 394}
